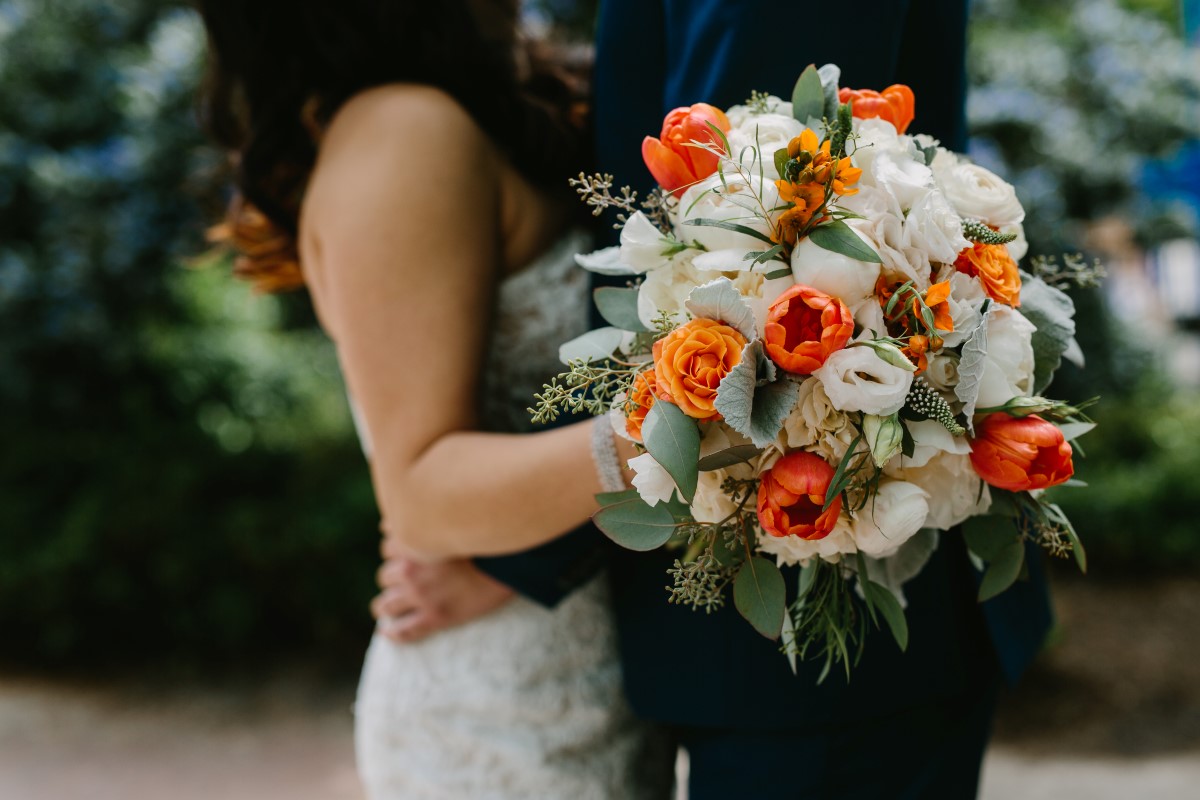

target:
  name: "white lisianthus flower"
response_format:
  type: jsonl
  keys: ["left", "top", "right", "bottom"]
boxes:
{"left": 850, "top": 479, "right": 930, "bottom": 558}
{"left": 903, "top": 190, "right": 971, "bottom": 266}
{"left": 939, "top": 271, "right": 987, "bottom": 348}
{"left": 840, "top": 186, "right": 931, "bottom": 291}
{"left": 757, "top": 515, "right": 859, "bottom": 565}
{"left": 789, "top": 237, "right": 882, "bottom": 310}
{"left": 627, "top": 453, "right": 677, "bottom": 506}
{"left": 727, "top": 113, "right": 805, "bottom": 181}
{"left": 619, "top": 211, "right": 673, "bottom": 272}
{"left": 782, "top": 378, "right": 859, "bottom": 463}
{"left": 932, "top": 159, "right": 1025, "bottom": 228}
{"left": 975, "top": 306, "right": 1037, "bottom": 409}
{"left": 813, "top": 346, "right": 914, "bottom": 416}
{"left": 678, "top": 173, "right": 780, "bottom": 252}
{"left": 887, "top": 451, "right": 990, "bottom": 531}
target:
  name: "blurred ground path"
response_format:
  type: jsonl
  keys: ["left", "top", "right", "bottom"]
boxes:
{"left": 2, "top": 672, "right": 1199, "bottom": 800}
{"left": 3, "top": 575, "right": 1198, "bottom": 799}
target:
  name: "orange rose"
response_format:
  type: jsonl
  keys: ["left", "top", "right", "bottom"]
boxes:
{"left": 969, "top": 413, "right": 1074, "bottom": 492}
{"left": 838, "top": 84, "right": 916, "bottom": 134}
{"left": 763, "top": 284, "right": 854, "bottom": 374}
{"left": 757, "top": 452, "right": 842, "bottom": 540}
{"left": 955, "top": 243, "right": 1021, "bottom": 307}
{"left": 642, "top": 103, "right": 731, "bottom": 197}
{"left": 653, "top": 318, "right": 747, "bottom": 420}
{"left": 625, "top": 368, "right": 659, "bottom": 442}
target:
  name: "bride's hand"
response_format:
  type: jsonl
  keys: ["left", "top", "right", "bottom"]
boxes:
{"left": 370, "top": 537, "right": 515, "bottom": 643}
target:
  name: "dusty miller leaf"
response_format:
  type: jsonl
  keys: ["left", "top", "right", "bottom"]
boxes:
{"left": 817, "top": 63, "right": 841, "bottom": 120}
{"left": 1018, "top": 271, "right": 1079, "bottom": 394}
{"left": 685, "top": 277, "right": 758, "bottom": 341}
{"left": 954, "top": 302, "right": 995, "bottom": 433}
{"left": 714, "top": 341, "right": 797, "bottom": 448}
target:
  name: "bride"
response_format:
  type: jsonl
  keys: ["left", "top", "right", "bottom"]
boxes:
{"left": 196, "top": 1, "right": 669, "bottom": 797}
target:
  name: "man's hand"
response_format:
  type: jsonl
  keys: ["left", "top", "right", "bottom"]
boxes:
{"left": 371, "top": 537, "right": 515, "bottom": 643}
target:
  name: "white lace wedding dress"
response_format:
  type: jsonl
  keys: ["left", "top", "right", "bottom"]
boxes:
{"left": 352, "top": 231, "right": 663, "bottom": 800}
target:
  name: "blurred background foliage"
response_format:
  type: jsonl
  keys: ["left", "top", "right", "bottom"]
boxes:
{"left": 0, "top": 0, "right": 1196, "bottom": 668}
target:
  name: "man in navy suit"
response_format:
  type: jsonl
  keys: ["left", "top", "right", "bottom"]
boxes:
{"left": 381, "top": 1, "right": 1053, "bottom": 796}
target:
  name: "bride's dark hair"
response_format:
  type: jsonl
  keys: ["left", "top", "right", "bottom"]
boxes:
{"left": 198, "top": 0, "right": 590, "bottom": 291}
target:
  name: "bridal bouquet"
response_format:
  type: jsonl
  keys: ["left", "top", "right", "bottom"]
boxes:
{"left": 532, "top": 65, "right": 1099, "bottom": 679}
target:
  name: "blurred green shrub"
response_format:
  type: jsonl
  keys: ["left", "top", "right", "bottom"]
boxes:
{"left": 0, "top": 0, "right": 378, "bottom": 667}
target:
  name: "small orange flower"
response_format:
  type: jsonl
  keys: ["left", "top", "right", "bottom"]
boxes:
{"left": 905, "top": 334, "right": 931, "bottom": 373}
{"left": 642, "top": 103, "right": 731, "bottom": 197}
{"left": 955, "top": 243, "right": 1022, "bottom": 307}
{"left": 757, "top": 451, "right": 842, "bottom": 540}
{"left": 653, "top": 318, "right": 747, "bottom": 421}
{"left": 763, "top": 284, "right": 854, "bottom": 374}
{"left": 923, "top": 280, "right": 955, "bottom": 339}
{"left": 838, "top": 84, "right": 916, "bottom": 134}
{"left": 970, "top": 413, "right": 1074, "bottom": 492}
{"left": 773, "top": 183, "right": 827, "bottom": 245}
{"left": 625, "top": 368, "right": 659, "bottom": 442}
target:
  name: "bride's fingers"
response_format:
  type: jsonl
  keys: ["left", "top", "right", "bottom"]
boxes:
{"left": 379, "top": 536, "right": 407, "bottom": 560}
{"left": 379, "top": 609, "right": 440, "bottom": 644}
{"left": 370, "top": 587, "right": 416, "bottom": 621}
{"left": 376, "top": 556, "right": 418, "bottom": 591}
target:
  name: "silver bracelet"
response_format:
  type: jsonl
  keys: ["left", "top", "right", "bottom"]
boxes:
{"left": 590, "top": 417, "right": 628, "bottom": 493}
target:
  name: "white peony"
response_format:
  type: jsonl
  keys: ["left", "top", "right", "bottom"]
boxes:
{"left": 850, "top": 479, "right": 930, "bottom": 558}
{"left": 782, "top": 378, "right": 859, "bottom": 463}
{"left": 871, "top": 149, "right": 936, "bottom": 212}
{"left": 847, "top": 118, "right": 910, "bottom": 179}
{"left": 840, "top": 186, "right": 931, "bottom": 291}
{"left": 932, "top": 159, "right": 1025, "bottom": 228}
{"left": 887, "top": 450, "right": 990, "bottom": 531}
{"left": 975, "top": 306, "right": 1037, "bottom": 409}
{"left": 726, "top": 113, "right": 805, "bottom": 181}
{"left": 813, "top": 346, "right": 914, "bottom": 416}
{"left": 678, "top": 173, "right": 780, "bottom": 252}
{"left": 789, "top": 236, "right": 881, "bottom": 310}
{"left": 618, "top": 211, "right": 673, "bottom": 272}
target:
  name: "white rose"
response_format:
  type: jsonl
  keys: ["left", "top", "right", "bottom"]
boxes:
{"left": 627, "top": 453, "right": 678, "bottom": 506}
{"left": 813, "top": 346, "right": 914, "bottom": 416}
{"left": 887, "top": 451, "right": 990, "bottom": 531}
{"left": 727, "top": 112, "right": 805, "bottom": 181}
{"left": 850, "top": 479, "right": 930, "bottom": 558}
{"left": 782, "top": 378, "right": 859, "bottom": 463}
{"left": 789, "top": 236, "right": 881, "bottom": 309}
{"left": 619, "top": 211, "right": 672, "bottom": 272}
{"left": 932, "top": 160, "right": 1025, "bottom": 228}
{"left": 678, "top": 173, "right": 780, "bottom": 252}
{"left": 903, "top": 190, "right": 971, "bottom": 266}
{"left": 922, "top": 352, "right": 961, "bottom": 398}
{"left": 975, "top": 306, "right": 1036, "bottom": 409}
{"left": 757, "top": 515, "right": 858, "bottom": 566}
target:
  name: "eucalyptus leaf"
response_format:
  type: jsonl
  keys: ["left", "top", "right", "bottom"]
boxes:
{"left": 764, "top": 266, "right": 792, "bottom": 280}
{"left": 592, "top": 498, "right": 678, "bottom": 551}
{"left": 963, "top": 512, "right": 1020, "bottom": 562}
{"left": 978, "top": 539, "right": 1026, "bottom": 602}
{"left": 734, "top": 556, "right": 787, "bottom": 639}
{"left": 955, "top": 302, "right": 995, "bottom": 432}
{"left": 686, "top": 277, "right": 758, "bottom": 341}
{"left": 781, "top": 610, "right": 799, "bottom": 675}
{"left": 641, "top": 401, "right": 701, "bottom": 504}
{"left": 808, "top": 221, "right": 883, "bottom": 263}
{"left": 1018, "top": 271, "right": 1079, "bottom": 394}
{"left": 594, "top": 286, "right": 649, "bottom": 332}
{"left": 790, "top": 64, "right": 825, "bottom": 127}
{"left": 558, "top": 326, "right": 623, "bottom": 365}
{"left": 595, "top": 488, "right": 640, "bottom": 506}
{"left": 862, "top": 581, "right": 909, "bottom": 651}
{"left": 697, "top": 444, "right": 762, "bottom": 471}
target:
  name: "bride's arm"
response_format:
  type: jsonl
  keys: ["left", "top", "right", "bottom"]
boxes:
{"left": 302, "top": 86, "right": 625, "bottom": 561}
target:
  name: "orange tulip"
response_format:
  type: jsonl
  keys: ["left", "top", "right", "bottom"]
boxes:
{"left": 955, "top": 243, "right": 1022, "bottom": 307}
{"left": 625, "top": 368, "right": 659, "bottom": 442}
{"left": 642, "top": 103, "right": 731, "bottom": 197}
{"left": 838, "top": 84, "right": 916, "bottom": 134}
{"left": 653, "top": 318, "right": 747, "bottom": 421}
{"left": 763, "top": 284, "right": 854, "bottom": 374}
{"left": 969, "top": 413, "right": 1075, "bottom": 492}
{"left": 757, "top": 451, "right": 842, "bottom": 540}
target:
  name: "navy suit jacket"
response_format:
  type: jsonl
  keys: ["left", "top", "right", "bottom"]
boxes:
{"left": 478, "top": 0, "right": 1053, "bottom": 729}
